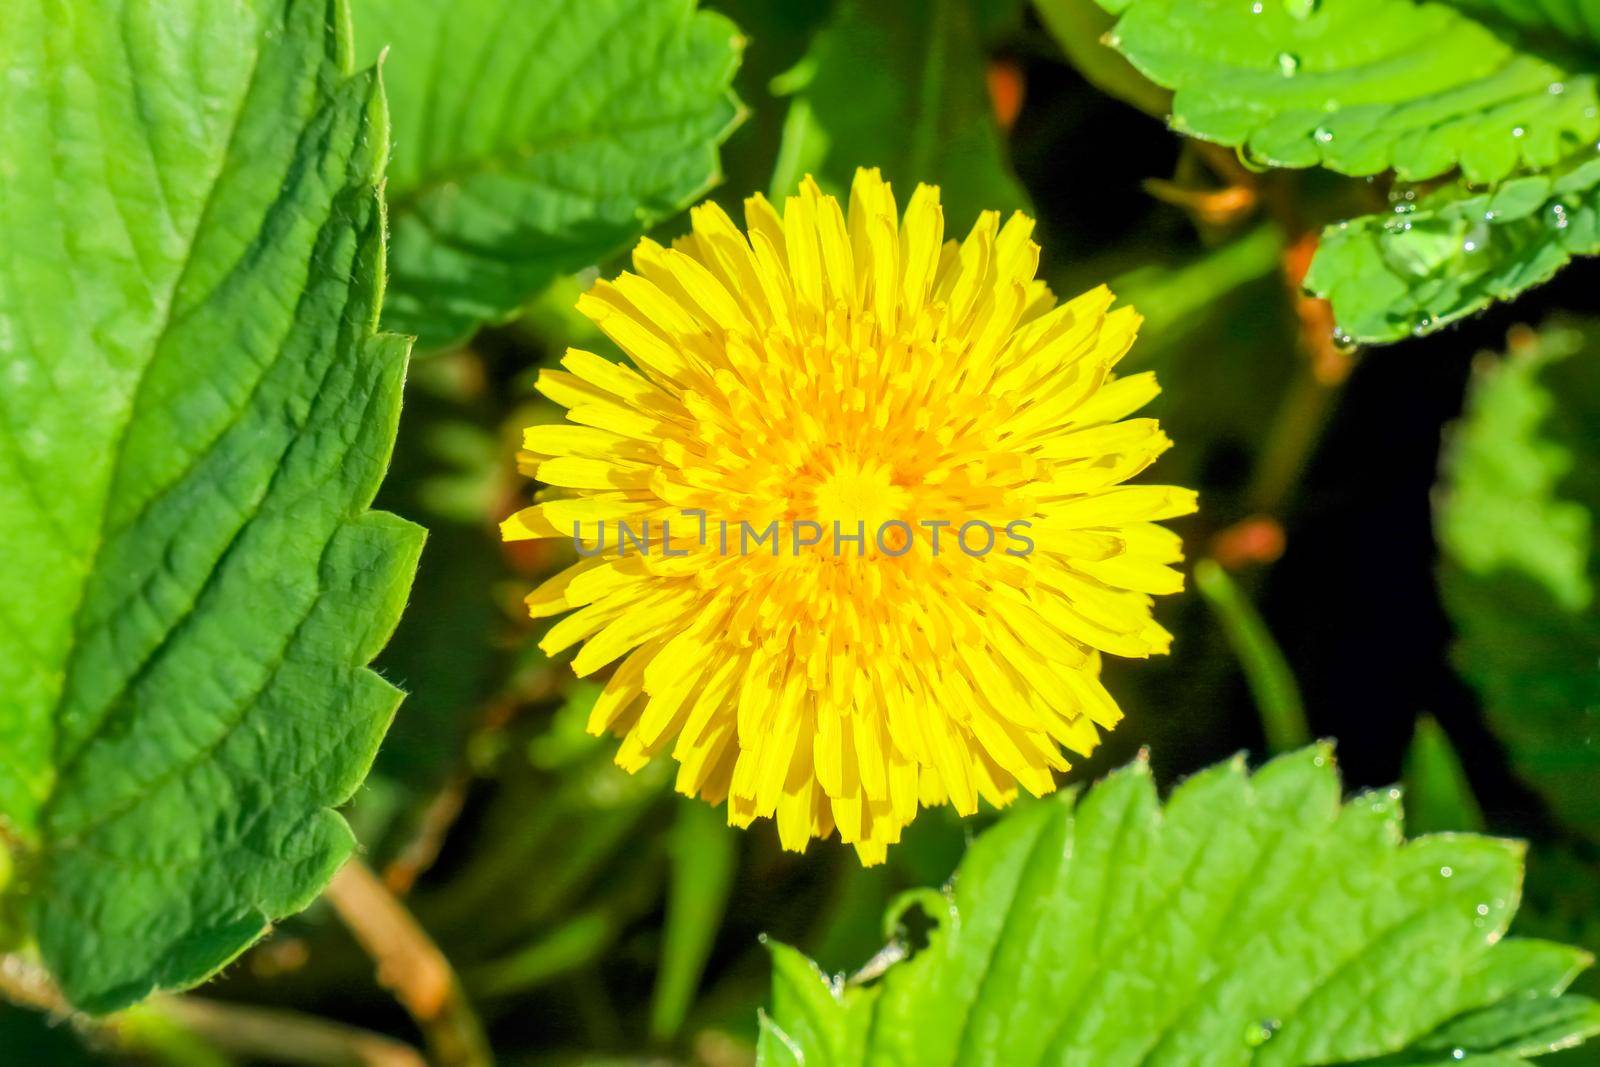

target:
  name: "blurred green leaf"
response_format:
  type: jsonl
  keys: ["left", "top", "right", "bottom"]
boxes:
{"left": 1403, "top": 715, "right": 1487, "bottom": 836}
{"left": 352, "top": 0, "right": 745, "bottom": 350}
{"left": 367, "top": 354, "right": 509, "bottom": 804}
{"left": 1306, "top": 159, "right": 1600, "bottom": 344}
{"left": 1033, "top": 0, "right": 1171, "bottom": 117}
{"left": 1193, "top": 559, "right": 1309, "bottom": 754}
{"left": 420, "top": 692, "right": 674, "bottom": 991}
{"left": 1520, "top": 843, "right": 1600, "bottom": 1004}
{"left": 1437, "top": 322, "right": 1600, "bottom": 843}
{"left": 466, "top": 910, "right": 617, "bottom": 998}
{"left": 975, "top": 0, "right": 1031, "bottom": 42}
{"left": 1441, "top": 0, "right": 1600, "bottom": 46}
{"left": 650, "top": 799, "right": 739, "bottom": 1041}
{"left": 0, "top": 0, "right": 421, "bottom": 1013}
{"left": 1096, "top": 0, "right": 1599, "bottom": 185}
{"left": 1110, "top": 225, "right": 1284, "bottom": 348}
{"left": 770, "top": 0, "right": 1028, "bottom": 229}
{"left": 759, "top": 747, "right": 1598, "bottom": 1066}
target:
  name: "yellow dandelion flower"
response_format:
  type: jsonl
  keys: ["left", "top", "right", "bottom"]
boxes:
{"left": 502, "top": 168, "right": 1196, "bottom": 864}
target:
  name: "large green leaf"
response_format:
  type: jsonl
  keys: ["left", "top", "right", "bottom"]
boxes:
{"left": 1097, "top": 0, "right": 1600, "bottom": 185}
{"left": 350, "top": 0, "right": 744, "bottom": 351}
{"left": 0, "top": 0, "right": 422, "bottom": 1012}
{"left": 1093, "top": 0, "right": 1600, "bottom": 345}
{"left": 757, "top": 747, "right": 1600, "bottom": 1066}
{"left": 1437, "top": 322, "right": 1600, "bottom": 844}
{"left": 1306, "top": 158, "right": 1600, "bottom": 344}
{"left": 769, "top": 0, "right": 1028, "bottom": 231}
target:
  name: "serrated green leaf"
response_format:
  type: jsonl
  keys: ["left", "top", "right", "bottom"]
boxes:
{"left": 1098, "top": 0, "right": 1599, "bottom": 185}
{"left": 1437, "top": 322, "right": 1600, "bottom": 844}
{"left": 1306, "top": 157, "right": 1600, "bottom": 344}
{"left": 1346, "top": 934, "right": 1600, "bottom": 1064}
{"left": 350, "top": 0, "right": 744, "bottom": 351}
{"left": 1415, "top": 996, "right": 1600, "bottom": 1059}
{"left": 759, "top": 747, "right": 1600, "bottom": 1067}
{"left": 770, "top": 0, "right": 1028, "bottom": 231}
{"left": 0, "top": 0, "right": 422, "bottom": 1012}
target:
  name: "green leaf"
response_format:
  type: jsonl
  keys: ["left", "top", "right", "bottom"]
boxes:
{"left": 1403, "top": 715, "right": 1487, "bottom": 836}
{"left": 770, "top": 0, "right": 1028, "bottom": 230}
{"left": 1095, "top": 0, "right": 1600, "bottom": 344}
{"left": 1408, "top": 995, "right": 1600, "bottom": 1059}
{"left": 758, "top": 747, "right": 1600, "bottom": 1066}
{"left": 0, "top": 0, "right": 422, "bottom": 1012}
{"left": 1305, "top": 157, "right": 1600, "bottom": 344}
{"left": 1342, "top": 934, "right": 1600, "bottom": 1062}
{"left": 1437, "top": 322, "right": 1600, "bottom": 843}
{"left": 1097, "top": 0, "right": 1599, "bottom": 185}
{"left": 350, "top": 0, "right": 745, "bottom": 351}
{"left": 649, "top": 797, "right": 739, "bottom": 1041}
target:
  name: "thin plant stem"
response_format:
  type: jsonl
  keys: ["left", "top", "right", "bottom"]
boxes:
{"left": 1193, "top": 559, "right": 1311, "bottom": 753}
{"left": 1, "top": 953, "right": 425, "bottom": 1067}
{"left": 325, "top": 857, "right": 494, "bottom": 1067}
{"left": 148, "top": 998, "right": 428, "bottom": 1067}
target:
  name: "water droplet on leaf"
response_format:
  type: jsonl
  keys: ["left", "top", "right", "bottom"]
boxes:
{"left": 1277, "top": 52, "right": 1300, "bottom": 77}
{"left": 1244, "top": 1019, "right": 1282, "bottom": 1046}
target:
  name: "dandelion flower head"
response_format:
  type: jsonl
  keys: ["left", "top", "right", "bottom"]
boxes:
{"left": 503, "top": 168, "right": 1196, "bottom": 864}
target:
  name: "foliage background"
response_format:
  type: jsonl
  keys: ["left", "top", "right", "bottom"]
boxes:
{"left": 5, "top": 0, "right": 1600, "bottom": 1063}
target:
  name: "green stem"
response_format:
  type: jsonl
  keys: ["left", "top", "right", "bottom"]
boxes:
{"left": 1193, "top": 559, "right": 1310, "bottom": 753}
{"left": 1246, "top": 356, "right": 1343, "bottom": 515}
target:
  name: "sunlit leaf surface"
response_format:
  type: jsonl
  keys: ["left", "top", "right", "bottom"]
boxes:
{"left": 0, "top": 0, "right": 422, "bottom": 1012}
